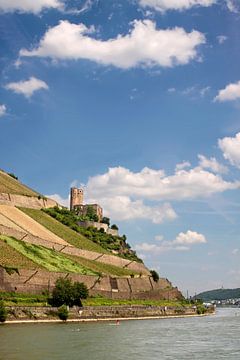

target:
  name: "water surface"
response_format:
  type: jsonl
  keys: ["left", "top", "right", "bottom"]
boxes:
{"left": 0, "top": 308, "right": 239, "bottom": 360}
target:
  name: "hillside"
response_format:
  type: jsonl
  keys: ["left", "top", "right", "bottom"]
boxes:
{"left": 196, "top": 288, "right": 240, "bottom": 301}
{"left": 0, "top": 170, "right": 39, "bottom": 197}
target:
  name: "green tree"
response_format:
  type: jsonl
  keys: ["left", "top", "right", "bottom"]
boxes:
{"left": 50, "top": 278, "right": 88, "bottom": 307}
{"left": 0, "top": 301, "right": 7, "bottom": 322}
{"left": 150, "top": 270, "right": 159, "bottom": 282}
{"left": 57, "top": 305, "right": 69, "bottom": 321}
{"left": 102, "top": 217, "right": 110, "bottom": 226}
{"left": 111, "top": 224, "right": 118, "bottom": 230}
{"left": 86, "top": 206, "right": 99, "bottom": 222}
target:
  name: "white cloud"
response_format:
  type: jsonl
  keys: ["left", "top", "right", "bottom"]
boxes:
{"left": 86, "top": 195, "right": 177, "bottom": 224}
{"left": 167, "top": 87, "right": 176, "bottom": 93}
{"left": 175, "top": 161, "right": 191, "bottom": 171}
{"left": 226, "top": 0, "right": 239, "bottom": 12}
{"left": 5, "top": 77, "right": 49, "bottom": 98}
{"left": 0, "top": 104, "right": 6, "bottom": 117}
{"left": 174, "top": 230, "right": 206, "bottom": 244}
{"left": 214, "top": 80, "right": 240, "bottom": 102}
{"left": 138, "top": 0, "right": 216, "bottom": 12}
{"left": 86, "top": 166, "right": 239, "bottom": 203}
{"left": 199, "top": 86, "right": 210, "bottom": 97}
{"left": 232, "top": 248, "right": 239, "bottom": 255}
{"left": 20, "top": 20, "right": 205, "bottom": 69}
{"left": 136, "top": 230, "right": 206, "bottom": 254}
{"left": 217, "top": 35, "right": 228, "bottom": 44}
{"left": 0, "top": 0, "right": 63, "bottom": 13}
{"left": 198, "top": 154, "right": 228, "bottom": 174}
{"left": 219, "top": 132, "right": 240, "bottom": 169}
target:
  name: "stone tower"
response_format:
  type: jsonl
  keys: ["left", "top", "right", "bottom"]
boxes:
{"left": 70, "top": 187, "right": 83, "bottom": 211}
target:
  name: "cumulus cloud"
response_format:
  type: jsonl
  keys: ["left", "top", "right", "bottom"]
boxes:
{"left": 20, "top": 20, "right": 205, "bottom": 69}
{"left": 214, "top": 80, "right": 240, "bottom": 102}
{"left": 219, "top": 132, "right": 240, "bottom": 169}
{"left": 0, "top": 104, "right": 6, "bottom": 117}
{"left": 174, "top": 230, "right": 206, "bottom": 245}
{"left": 0, "top": 0, "right": 63, "bottom": 14}
{"left": 135, "top": 230, "right": 207, "bottom": 254}
{"left": 5, "top": 77, "right": 49, "bottom": 98}
{"left": 138, "top": 0, "right": 216, "bottom": 12}
{"left": 198, "top": 154, "right": 228, "bottom": 174}
{"left": 226, "top": 0, "right": 239, "bottom": 12}
{"left": 86, "top": 166, "right": 239, "bottom": 203}
{"left": 46, "top": 194, "right": 69, "bottom": 207}
{"left": 175, "top": 161, "right": 191, "bottom": 171}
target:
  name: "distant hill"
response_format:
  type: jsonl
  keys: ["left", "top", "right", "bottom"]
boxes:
{"left": 196, "top": 288, "right": 240, "bottom": 301}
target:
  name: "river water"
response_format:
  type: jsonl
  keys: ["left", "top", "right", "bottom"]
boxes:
{"left": 0, "top": 308, "right": 239, "bottom": 360}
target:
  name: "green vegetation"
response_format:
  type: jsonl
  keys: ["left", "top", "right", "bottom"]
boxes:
{"left": 41, "top": 207, "right": 142, "bottom": 263}
{"left": 0, "top": 235, "right": 97, "bottom": 275}
{"left": 0, "top": 236, "right": 38, "bottom": 270}
{"left": 83, "top": 297, "right": 187, "bottom": 307}
{"left": 150, "top": 270, "right": 159, "bottom": 282}
{"left": 50, "top": 278, "right": 88, "bottom": 307}
{"left": 0, "top": 301, "right": 7, "bottom": 322}
{"left": 0, "top": 292, "right": 48, "bottom": 307}
{"left": 20, "top": 207, "right": 109, "bottom": 254}
{"left": 0, "top": 170, "right": 39, "bottom": 197}
{"left": 196, "top": 288, "right": 240, "bottom": 301}
{"left": 57, "top": 305, "right": 69, "bottom": 321}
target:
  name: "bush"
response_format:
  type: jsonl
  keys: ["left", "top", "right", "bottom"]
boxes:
{"left": 150, "top": 270, "right": 159, "bottom": 282}
{"left": 111, "top": 224, "right": 119, "bottom": 230}
{"left": 57, "top": 305, "right": 69, "bottom": 321}
{"left": 49, "top": 278, "right": 88, "bottom": 307}
{"left": 0, "top": 301, "right": 7, "bottom": 323}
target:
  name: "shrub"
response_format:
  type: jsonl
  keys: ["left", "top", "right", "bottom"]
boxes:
{"left": 150, "top": 270, "right": 160, "bottom": 282}
{"left": 111, "top": 224, "right": 119, "bottom": 230}
{"left": 57, "top": 305, "right": 69, "bottom": 321}
{"left": 0, "top": 301, "right": 7, "bottom": 323}
{"left": 49, "top": 278, "right": 88, "bottom": 307}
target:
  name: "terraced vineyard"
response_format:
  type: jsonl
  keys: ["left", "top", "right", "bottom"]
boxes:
{"left": 0, "top": 170, "right": 39, "bottom": 196}
{"left": 0, "top": 235, "right": 97, "bottom": 275}
{"left": 20, "top": 208, "right": 109, "bottom": 254}
{"left": 0, "top": 236, "right": 38, "bottom": 270}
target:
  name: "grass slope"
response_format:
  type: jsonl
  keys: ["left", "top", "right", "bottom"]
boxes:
{"left": 0, "top": 236, "right": 37, "bottom": 270}
{"left": 0, "top": 170, "right": 39, "bottom": 197}
{"left": 0, "top": 235, "right": 97, "bottom": 275}
{"left": 20, "top": 208, "right": 109, "bottom": 254}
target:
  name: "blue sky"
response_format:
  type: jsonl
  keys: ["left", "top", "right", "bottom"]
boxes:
{"left": 1, "top": 0, "right": 240, "bottom": 294}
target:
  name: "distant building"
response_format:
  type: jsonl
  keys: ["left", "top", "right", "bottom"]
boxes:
{"left": 70, "top": 187, "right": 103, "bottom": 222}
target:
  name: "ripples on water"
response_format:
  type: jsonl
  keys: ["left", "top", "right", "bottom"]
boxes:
{"left": 0, "top": 308, "right": 239, "bottom": 360}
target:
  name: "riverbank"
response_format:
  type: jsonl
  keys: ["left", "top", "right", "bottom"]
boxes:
{"left": 2, "top": 304, "right": 215, "bottom": 324}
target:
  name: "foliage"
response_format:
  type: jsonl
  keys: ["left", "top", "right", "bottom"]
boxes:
{"left": 102, "top": 217, "right": 110, "bottom": 226}
{"left": 85, "top": 206, "right": 99, "bottom": 222}
{"left": 49, "top": 278, "right": 88, "bottom": 307}
{"left": 196, "top": 305, "right": 207, "bottom": 315}
{"left": 1, "top": 235, "right": 97, "bottom": 275}
{"left": 0, "top": 264, "right": 19, "bottom": 275}
{"left": 111, "top": 224, "right": 119, "bottom": 230}
{"left": 0, "top": 291, "right": 48, "bottom": 307}
{"left": 57, "top": 305, "right": 69, "bottom": 321}
{"left": 150, "top": 270, "right": 160, "bottom": 282}
{"left": 0, "top": 300, "right": 7, "bottom": 322}
{"left": 83, "top": 296, "right": 186, "bottom": 307}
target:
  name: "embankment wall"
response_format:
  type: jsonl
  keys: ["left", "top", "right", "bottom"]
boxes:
{"left": 0, "top": 268, "right": 183, "bottom": 301}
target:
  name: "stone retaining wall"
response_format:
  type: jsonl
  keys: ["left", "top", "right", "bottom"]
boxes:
{"left": 6, "top": 305, "right": 199, "bottom": 322}
{"left": 0, "top": 268, "right": 183, "bottom": 301}
{"left": 0, "top": 193, "right": 58, "bottom": 209}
